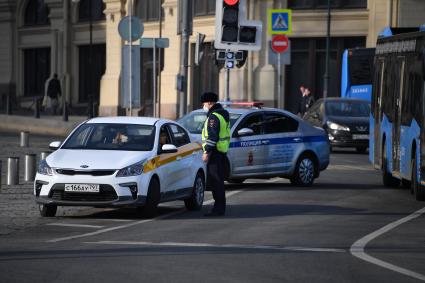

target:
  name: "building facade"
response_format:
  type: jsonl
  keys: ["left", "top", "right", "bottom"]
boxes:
{"left": 1, "top": 0, "right": 424, "bottom": 119}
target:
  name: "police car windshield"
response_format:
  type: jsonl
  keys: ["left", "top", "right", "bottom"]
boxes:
{"left": 62, "top": 123, "right": 155, "bottom": 151}
{"left": 325, "top": 101, "right": 370, "bottom": 117}
{"left": 178, "top": 112, "right": 241, "bottom": 134}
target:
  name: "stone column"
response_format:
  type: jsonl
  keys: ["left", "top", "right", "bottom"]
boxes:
{"left": 253, "top": 0, "right": 275, "bottom": 107}
{"left": 99, "top": 0, "right": 125, "bottom": 116}
{"left": 160, "top": 0, "right": 180, "bottom": 119}
{"left": 0, "top": 1, "right": 17, "bottom": 99}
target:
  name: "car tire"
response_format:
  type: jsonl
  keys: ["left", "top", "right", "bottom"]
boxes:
{"left": 139, "top": 177, "right": 160, "bottom": 218}
{"left": 227, "top": 179, "right": 245, "bottom": 184}
{"left": 290, "top": 154, "right": 316, "bottom": 187}
{"left": 39, "top": 204, "right": 57, "bottom": 217}
{"left": 411, "top": 156, "right": 425, "bottom": 201}
{"left": 184, "top": 171, "right": 205, "bottom": 211}
{"left": 356, "top": 147, "right": 367, "bottom": 154}
{"left": 382, "top": 142, "right": 400, "bottom": 188}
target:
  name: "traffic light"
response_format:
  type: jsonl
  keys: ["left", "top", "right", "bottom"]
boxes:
{"left": 215, "top": 0, "right": 262, "bottom": 51}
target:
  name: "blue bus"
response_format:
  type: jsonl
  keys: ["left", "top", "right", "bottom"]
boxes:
{"left": 341, "top": 48, "right": 375, "bottom": 101}
{"left": 370, "top": 27, "right": 425, "bottom": 201}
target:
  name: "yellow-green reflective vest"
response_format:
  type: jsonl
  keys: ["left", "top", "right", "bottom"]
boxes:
{"left": 202, "top": 112, "right": 230, "bottom": 153}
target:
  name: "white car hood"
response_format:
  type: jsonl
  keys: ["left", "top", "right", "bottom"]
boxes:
{"left": 46, "top": 149, "right": 152, "bottom": 170}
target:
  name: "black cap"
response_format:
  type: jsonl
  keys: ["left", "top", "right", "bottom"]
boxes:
{"left": 200, "top": 92, "right": 218, "bottom": 103}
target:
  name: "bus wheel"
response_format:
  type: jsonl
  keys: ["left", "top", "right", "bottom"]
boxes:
{"left": 411, "top": 156, "right": 425, "bottom": 201}
{"left": 382, "top": 143, "right": 400, "bottom": 187}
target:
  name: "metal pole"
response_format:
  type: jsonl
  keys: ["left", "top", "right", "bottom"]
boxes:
{"left": 40, "top": 151, "right": 51, "bottom": 160}
{"left": 179, "top": 0, "right": 190, "bottom": 118}
{"left": 277, "top": 53, "right": 281, "bottom": 108}
{"left": 129, "top": 0, "right": 133, "bottom": 117}
{"left": 158, "top": 0, "right": 163, "bottom": 117}
{"left": 88, "top": 0, "right": 94, "bottom": 118}
{"left": 225, "top": 67, "right": 230, "bottom": 101}
{"left": 20, "top": 131, "right": 29, "bottom": 147}
{"left": 25, "top": 154, "right": 36, "bottom": 182}
{"left": 323, "top": 0, "right": 331, "bottom": 99}
{"left": 6, "top": 93, "right": 12, "bottom": 115}
{"left": 0, "top": 160, "right": 2, "bottom": 190}
{"left": 153, "top": 38, "right": 157, "bottom": 117}
{"left": 7, "top": 157, "right": 19, "bottom": 185}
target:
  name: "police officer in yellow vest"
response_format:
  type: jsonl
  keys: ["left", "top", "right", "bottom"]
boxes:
{"left": 201, "top": 92, "right": 230, "bottom": 216}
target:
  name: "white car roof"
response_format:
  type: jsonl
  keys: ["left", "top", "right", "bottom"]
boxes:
{"left": 86, "top": 116, "right": 162, "bottom": 126}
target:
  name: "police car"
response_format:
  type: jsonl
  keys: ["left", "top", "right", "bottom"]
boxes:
{"left": 34, "top": 117, "right": 206, "bottom": 217}
{"left": 178, "top": 102, "right": 330, "bottom": 186}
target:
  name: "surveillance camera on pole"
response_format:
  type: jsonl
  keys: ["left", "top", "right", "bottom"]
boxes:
{"left": 214, "top": 0, "right": 262, "bottom": 51}
{"left": 195, "top": 33, "right": 206, "bottom": 66}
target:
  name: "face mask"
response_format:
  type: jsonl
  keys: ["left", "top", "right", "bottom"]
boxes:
{"left": 203, "top": 105, "right": 209, "bottom": 112}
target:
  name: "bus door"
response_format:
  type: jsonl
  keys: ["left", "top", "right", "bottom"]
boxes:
{"left": 393, "top": 57, "right": 406, "bottom": 175}
{"left": 373, "top": 59, "right": 385, "bottom": 167}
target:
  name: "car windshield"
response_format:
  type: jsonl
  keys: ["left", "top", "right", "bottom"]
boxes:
{"left": 62, "top": 123, "right": 155, "bottom": 151}
{"left": 177, "top": 112, "right": 241, "bottom": 134}
{"left": 325, "top": 101, "right": 370, "bottom": 117}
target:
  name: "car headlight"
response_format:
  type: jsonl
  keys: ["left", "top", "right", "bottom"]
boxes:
{"left": 38, "top": 159, "right": 53, "bottom": 176}
{"left": 327, "top": 121, "right": 350, "bottom": 132}
{"left": 116, "top": 161, "right": 145, "bottom": 177}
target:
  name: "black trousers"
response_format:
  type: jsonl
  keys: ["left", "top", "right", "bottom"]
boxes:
{"left": 207, "top": 151, "right": 226, "bottom": 213}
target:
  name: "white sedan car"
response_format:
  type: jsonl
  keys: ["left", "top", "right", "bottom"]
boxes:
{"left": 34, "top": 117, "right": 206, "bottom": 217}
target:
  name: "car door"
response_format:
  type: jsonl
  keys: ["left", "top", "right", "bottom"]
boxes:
{"left": 168, "top": 123, "right": 194, "bottom": 191}
{"left": 229, "top": 112, "right": 266, "bottom": 177}
{"left": 155, "top": 125, "right": 179, "bottom": 196}
{"left": 262, "top": 111, "right": 300, "bottom": 174}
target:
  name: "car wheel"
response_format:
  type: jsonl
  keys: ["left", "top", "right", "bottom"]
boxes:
{"left": 290, "top": 155, "right": 315, "bottom": 187}
{"left": 39, "top": 204, "right": 57, "bottom": 217}
{"left": 356, "top": 147, "right": 367, "bottom": 154}
{"left": 139, "top": 177, "right": 160, "bottom": 218}
{"left": 411, "top": 156, "right": 425, "bottom": 201}
{"left": 184, "top": 171, "right": 205, "bottom": 211}
{"left": 227, "top": 179, "right": 245, "bottom": 184}
{"left": 382, "top": 142, "right": 400, "bottom": 187}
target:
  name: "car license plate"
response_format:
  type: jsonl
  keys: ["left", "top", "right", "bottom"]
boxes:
{"left": 64, "top": 184, "right": 99, "bottom": 193}
{"left": 353, "top": 134, "right": 369, "bottom": 140}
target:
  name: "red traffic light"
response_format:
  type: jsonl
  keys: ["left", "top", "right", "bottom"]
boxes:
{"left": 224, "top": 0, "right": 239, "bottom": 5}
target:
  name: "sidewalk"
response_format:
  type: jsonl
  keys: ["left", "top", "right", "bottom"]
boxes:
{"left": 0, "top": 114, "right": 87, "bottom": 137}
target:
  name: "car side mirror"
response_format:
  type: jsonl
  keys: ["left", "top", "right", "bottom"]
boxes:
{"left": 49, "top": 141, "right": 61, "bottom": 150}
{"left": 237, "top": 128, "right": 254, "bottom": 137}
{"left": 160, "top": 144, "right": 178, "bottom": 154}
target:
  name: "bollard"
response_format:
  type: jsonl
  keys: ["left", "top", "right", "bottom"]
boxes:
{"left": 62, "top": 101, "right": 68, "bottom": 122}
{"left": 40, "top": 151, "right": 51, "bottom": 161}
{"left": 20, "top": 131, "right": 29, "bottom": 147}
{"left": 25, "top": 154, "right": 36, "bottom": 182}
{"left": 34, "top": 97, "right": 40, "bottom": 118}
{"left": 7, "top": 157, "right": 19, "bottom": 185}
{"left": 6, "top": 93, "right": 12, "bottom": 115}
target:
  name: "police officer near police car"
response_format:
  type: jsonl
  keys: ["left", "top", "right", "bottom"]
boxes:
{"left": 201, "top": 92, "right": 230, "bottom": 217}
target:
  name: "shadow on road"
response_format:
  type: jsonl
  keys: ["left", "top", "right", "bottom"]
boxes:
{"left": 225, "top": 182, "right": 391, "bottom": 191}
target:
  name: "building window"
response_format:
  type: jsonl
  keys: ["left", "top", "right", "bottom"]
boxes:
{"left": 288, "top": 0, "right": 366, "bottom": 9}
{"left": 78, "top": 0, "right": 106, "bottom": 22}
{"left": 136, "top": 0, "right": 162, "bottom": 22}
{"left": 78, "top": 44, "right": 106, "bottom": 103}
{"left": 24, "top": 0, "right": 50, "bottom": 26}
{"left": 24, "top": 48, "right": 50, "bottom": 97}
{"left": 194, "top": 0, "right": 215, "bottom": 17}
{"left": 285, "top": 37, "right": 366, "bottom": 113}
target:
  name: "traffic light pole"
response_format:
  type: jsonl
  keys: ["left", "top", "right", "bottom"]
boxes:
{"left": 225, "top": 66, "right": 230, "bottom": 101}
{"left": 179, "top": 0, "right": 190, "bottom": 118}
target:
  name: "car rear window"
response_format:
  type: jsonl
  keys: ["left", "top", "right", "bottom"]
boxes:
{"left": 62, "top": 123, "right": 155, "bottom": 151}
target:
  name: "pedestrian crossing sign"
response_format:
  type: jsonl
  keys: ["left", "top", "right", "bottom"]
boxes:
{"left": 268, "top": 9, "right": 292, "bottom": 35}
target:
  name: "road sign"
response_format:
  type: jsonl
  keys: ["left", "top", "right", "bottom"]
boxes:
{"left": 121, "top": 45, "right": 140, "bottom": 108}
{"left": 269, "top": 41, "right": 291, "bottom": 65}
{"left": 268, "top": 9, "right": 292, "bottom": 35}
{"left": 118, "top": 16, "right": 144, "bottom": 42}
{"left": 140, "top": 38, "right": 170, "bottom": 48}
{"left": 271, "top": 35, "right": 289, "bottom": 53}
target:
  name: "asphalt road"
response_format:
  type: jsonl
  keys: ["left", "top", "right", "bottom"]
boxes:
{"left": 0, "top": 145, "right": 425, "bottom": 282}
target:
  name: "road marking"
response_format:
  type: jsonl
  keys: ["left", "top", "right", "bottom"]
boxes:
{"left": 85, "top": 240, "right": 345, "bottom": 253}
{"left": 47, "top": 190, "right": 242, "bottom": 243}
{"left": 46, "top": 223, "right": 104, "bottom": 229}
{"left": 350, "top": 206, "right": 425, "bottom": 282}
